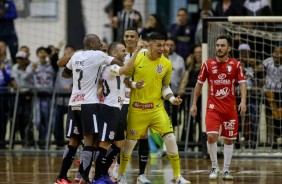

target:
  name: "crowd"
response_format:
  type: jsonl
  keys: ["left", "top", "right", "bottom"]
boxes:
{"left": 0, "top": 0, "right": 281, "bottom": 183}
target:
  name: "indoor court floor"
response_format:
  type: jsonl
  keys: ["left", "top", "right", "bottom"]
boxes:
{"left": 0, "top": 150, "right": 281, "bottom": 184}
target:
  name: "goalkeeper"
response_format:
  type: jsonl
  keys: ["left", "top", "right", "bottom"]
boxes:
{"left": 117, "top": 32, "right": 190, "bottom": 184}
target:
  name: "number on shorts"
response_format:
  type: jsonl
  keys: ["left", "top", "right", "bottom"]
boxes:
{"left": 229, "top": 131, "right": 233, "bottom": 136}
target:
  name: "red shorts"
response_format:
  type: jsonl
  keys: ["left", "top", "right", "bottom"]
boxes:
{"left": 205, "top": 109, "right": 238, "bottom": 140}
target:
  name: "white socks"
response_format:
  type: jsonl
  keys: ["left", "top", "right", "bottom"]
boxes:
{"left": 207, "top": 142, "right": 218, "bottom": 169}
{"left": 223, "top": 144, "right": 233, "bottom": 172}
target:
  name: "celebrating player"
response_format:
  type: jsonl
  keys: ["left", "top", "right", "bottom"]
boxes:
{"left": 117, "top": 32, "right": 190, "bottom": 184}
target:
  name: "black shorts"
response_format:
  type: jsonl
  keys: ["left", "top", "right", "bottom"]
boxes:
{"left": 66, "top": 104, "right": 99, "bottom": 139}
{"left": 97, "top": 104, "right": 125, "bottom": 142}
{"left": 120, "top": 104, "right": 129, "bottom": 132}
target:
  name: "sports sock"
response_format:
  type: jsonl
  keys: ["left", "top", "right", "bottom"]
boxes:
{"left": 119, "top": 139, "right": 137, "bottom": 174}
{"left": 138, "top": 139, "right": 149, "bottom": 175}
{"left": 223, "top": 144, "right": 233, "bottom": 172}
{"left": 94, "top": 147, "right": 108, "bottom": 180}
{"left": 163, "top": 133, "right": 180, "bottom": 179}
{"left": 207, "top": 142, "right": 218, "bottom": 169}
{"left": 104, "top": 144, "right": 120, "bottom": 174}
{"left": 58, "top": 145, "right": 77, "bottom": 179}
{"left": 167, "top": 154, "right": 180, "bottom": 179}
{"left": 79, "top": 146, "right": 94, "bottom": 181}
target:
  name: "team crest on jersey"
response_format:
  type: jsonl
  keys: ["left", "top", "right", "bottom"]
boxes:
{"left": 156, "top": 64, "right": 164, "bottom": 74}
{"left": 109, "top": 131, "right": 115, "bottom": 140}
{"left": 226, "top": 65, "right": 232, "bottom": 73}
{"left": 73, "top": 126, "right": 80, "bottom": 135}
{"left": 130, "top": 129, "right": 136, "bottom": 136}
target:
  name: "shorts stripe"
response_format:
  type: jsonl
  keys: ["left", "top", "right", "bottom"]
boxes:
{"left": 93, "top": 114, "right": 98, "bottom": 133}
{"left": 101, "top": 122, "right": 107, "bottom": 141}
{"left": 67, "top": 119, "right": 72, "bottom": 137}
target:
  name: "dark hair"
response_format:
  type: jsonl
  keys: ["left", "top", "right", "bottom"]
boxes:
{"left": 150, "top": 14, "right": 165, "bottom": 31}
{"left": 166, "top": 38, "right": 176, "bottom": 44}
{"left": 177, "top": 8, "right": 188, "bottom": 14}
{"left": 20, "top": 45, "right": 30, "bottom": 50}
{"left": 148, "top": 32, "right": 166, "bottom": 41}
{"left": 216, "top": 35, "right": 232, "bottom": 46}
{"left": 65, "top": 44, "right": 76, "bottom": 50}
{"left": 108, "top": 42, "right": 124, "bottom": 55}
{"left": 124, "top": 27, "right": 138, "bottom": 34}
{"left": 36, "top": 47, "right": 47, "bottom": 55}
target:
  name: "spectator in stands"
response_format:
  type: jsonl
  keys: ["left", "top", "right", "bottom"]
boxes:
{"left": 195, "top": 10, "right": 213, "bottom": 45}
{"left": 139, "top": 14, "right": 167, "bottom": 38}
{"left": 178, "top": 45, "right": 203, "bottom": 143}
{"left": 262, "top": 46, "right": 282, "bottom": 149}
{"left": 0, "top": 0, "right": 18, "bottom": 64}
{"left": 213, "top": 0, "right": 244, "bottom": 16}
{"left": 25, "top": 46, "right": 55, "bottom": 149}
{"left": 164, "top": 38, "right": 186, "bottom": 128}
{"left": 111, "top": 0, "right": 142, "bottom": 41}
{"left": 243, "top": 0, "right": 272, "bottom": 16}
{"left": 0, "top": 40, "right": 13, "bottom": 149}
{"left": 53, "top": 45, "right": 75, "bottom": 150}
{"left": 238, "top": 43, "right": 261, "bottom": 149}
{"left": 168, "top": 8, "right": 196, "bottom": 60}
{"left": 11, "top": 50, "right": 35, "bottom": 148}
{"left": 46, "top": 41, "right": 64, "bottom": 76}
{"left": 19, "top": 45, "right": 31, "bottom": 62}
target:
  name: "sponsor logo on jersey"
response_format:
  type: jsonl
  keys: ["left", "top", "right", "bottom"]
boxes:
{"left": 73, "top": 126, "right": 80, "bottom": 135}
{"left": 132, "top": 102, "right": 154, "bottom": 109}
{"left": 156, "top": 64, "right": 164, "bottom": 74}
{"left": 212, "top": 69, "right": 218, "bottom": 74}
{"left": 218, "top": 73, "right": 227, "bottom": 79}
{"left": 71, "top": 93, "right": 85, "bottom": 102}
{"left": 214, "top": 79, "right": 231, "bottom": 85}
{"left": 110, "top": 69, "right": 118, "bottom": 74}
{"left": 215, "top": 87, "right": 230, "bottom": 99}
{"left": 223, "top": 119, "right": 236, "bottom": 131}
{"left": 109, "top": 131, "right": 115, "bottom": 140}
{"left": 209, "top": 104, "right": 214, "bottom": 109}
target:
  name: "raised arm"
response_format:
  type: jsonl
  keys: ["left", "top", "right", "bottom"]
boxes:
{"left": 119, "top": 41, "right": 144, "bottom": 75}
{"left": 57, "top": 53, "right": 73, "bottom": 67}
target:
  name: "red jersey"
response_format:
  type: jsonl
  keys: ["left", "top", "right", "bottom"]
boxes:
{"left": 198, "top": 58, "right": 246, "bottom": 113}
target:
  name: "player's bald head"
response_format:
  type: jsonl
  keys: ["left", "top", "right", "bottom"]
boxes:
{"left": 83, "top": 34, "right": 101, "bottom": 50}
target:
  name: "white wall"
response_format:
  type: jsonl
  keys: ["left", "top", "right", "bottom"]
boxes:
{"left": 15, "top": 0, "right": 66, "bottom": 62}
{"left": 14, "top": 0, "right": 147, "bottom": 61}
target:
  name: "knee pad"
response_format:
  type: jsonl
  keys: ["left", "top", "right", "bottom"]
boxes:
{"left": 163, "top": 133, "right": 178, "bottom": 155}
{"left": 123, "top": 139, "right": 137, "bottom": 155}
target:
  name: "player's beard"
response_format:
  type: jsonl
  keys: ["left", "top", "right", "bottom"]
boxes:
{"left": 216, "top": 50, "right": 228, "bottom": 58}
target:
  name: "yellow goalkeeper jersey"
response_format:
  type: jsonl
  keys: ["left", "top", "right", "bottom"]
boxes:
{"left": 127, "top": 52, "right": 172, "bottom": 112}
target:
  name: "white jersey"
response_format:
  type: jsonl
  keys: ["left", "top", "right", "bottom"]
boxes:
{"left": 123, "top": 48, "right": 148, "bottom": 104}
{"left": 101, "top": 64, "right": 125, "bottom": 108}
{"left": 66, "top": 50, "right": 114, "bottom": 105}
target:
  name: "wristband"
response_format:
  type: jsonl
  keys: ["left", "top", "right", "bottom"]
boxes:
{"left": 131, "top": 82, "right": 137, "bottom": 88}
{"left": 169, "top": 96, "right": 176, "bottom": 103}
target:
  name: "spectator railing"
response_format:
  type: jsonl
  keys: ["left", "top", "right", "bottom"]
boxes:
{"left": 1, "top": 86, "right": 280, "bottom": 156}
